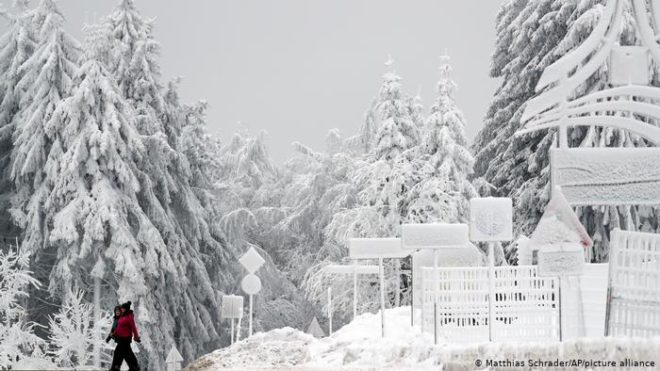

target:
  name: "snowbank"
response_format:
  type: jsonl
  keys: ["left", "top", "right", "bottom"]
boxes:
{"left": 185, "top": 307, "right": 660, "bottom": 370}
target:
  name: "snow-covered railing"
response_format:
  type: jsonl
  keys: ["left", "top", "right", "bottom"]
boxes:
{"left": 606, "top": 229, "right": 660, "bottom": 337}
{"left": 421, "top": 266, "right": 559, "bottom": 343}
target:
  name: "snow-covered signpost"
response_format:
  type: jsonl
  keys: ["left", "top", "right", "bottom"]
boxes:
{"left": 469, "top": 198, "right": 513, "bottom": 341}
{"left": 323, "top": 264, "right": 379, "bottom": 331}
{"left": 221, "top": 295, "right": 244, "bottom": 344}
{"left": 239, "top": 247, "right": 265, "bottom": 337}
{"left": 401, "top": 224, "right": 469, "bottom": 344}
{"left": 165, "top": 346, "right": 183, "bottom": 371}
{"left": 348, "top": 238, "right": 409, "bottom": 337}
{"left": 530, "top": 189, "right": 593, "bottom": 340}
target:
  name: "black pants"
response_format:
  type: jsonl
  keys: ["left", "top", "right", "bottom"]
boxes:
{"left": 110, "top": 340, "right": 140, "bottom": 371}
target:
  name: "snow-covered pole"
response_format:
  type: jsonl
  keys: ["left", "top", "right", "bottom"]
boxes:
{"left": 327, "top": 286, "right": 332, "bottom": 336}
{"left": 230, "top": 318, "right": 234, "bottom": 345}
{"left": 487, "top": 242, "right": 495, "bottom": 342}
{"left": 420, "top": 266, "right": 425, "bottom": 333}
{"left": 248, "top": 294, "right": 253, "bottom": 336}
{"left": 433, "top": 249, "right": 439, "bottom": 345}
{"left": 410, "top": 261, "right": 413, "bottom": 327}
{"left": 379, "top": 257, "right": 386, "bottom": 338}
{"left": 352, "top": 260, "right": 358, "bottom": 320}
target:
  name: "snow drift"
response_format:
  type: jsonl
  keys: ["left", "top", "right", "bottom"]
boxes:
{"left": 185, "top": 307, "right": 660, "bottom": 370}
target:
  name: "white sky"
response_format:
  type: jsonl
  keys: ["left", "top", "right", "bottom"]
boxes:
{"left": 6, "top": 0, "right": 505, "bottom": 163}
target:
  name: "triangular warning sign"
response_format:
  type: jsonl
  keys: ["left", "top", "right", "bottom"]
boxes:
{"left": 306, "top": 317, "right": 325, "bottom": 338}
{"left": 530, "top": 188, "right": 593, "bottom": 249}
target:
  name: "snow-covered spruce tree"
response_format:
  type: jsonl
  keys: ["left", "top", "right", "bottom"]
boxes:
{"left": 101, "top": 1, "right": 234, "bottom": 364}
{"left": 105, "top": 0, "right": 165, "bottom": 136}
{"left": 10, "top": 0, "right": 80, "bottom": 261}
{"left": 0, "top": 1, "right": 36, "bottom": 237}
{"left": 472, "top": 0, "right": 654, "bottom": 262}
{"left": 0, "top": 248, "right": 45, "bottom": 369}
{"left": 48, "top": 289, "right": 112, "bottom": 369}
{"left": 407, "top": 54, "right": 476, "bottom": 225}
{"left": 39, "top": 31, "right": 175, "bottom": 369}
{"left": 373, "top": 57, "right": 420, "bottom": 161}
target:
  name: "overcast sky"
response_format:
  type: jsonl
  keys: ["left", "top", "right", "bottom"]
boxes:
{"left": 9, "top": 0, "right": 505, "bottom": 163}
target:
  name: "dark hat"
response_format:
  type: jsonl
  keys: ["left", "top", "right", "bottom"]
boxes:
{"left": 121, "top": 301, "right": 132, "bottom": 310}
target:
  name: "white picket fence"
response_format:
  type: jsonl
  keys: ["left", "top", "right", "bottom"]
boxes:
{"left": 606, "top": 229, "right": 660, "bottom": 337}
{"left": 421, "top": 265, "right": 560, "bottom": 343}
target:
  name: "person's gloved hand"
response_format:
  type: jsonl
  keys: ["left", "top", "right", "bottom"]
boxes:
{"left": 135, "top": 337, "right": 141, "bottom": 343}
{"left": 105, "top": 335, "right": 112, "bottom": 343}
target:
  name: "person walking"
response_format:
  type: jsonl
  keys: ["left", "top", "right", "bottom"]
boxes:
{"left": 109, "top": 301, "right": 141, "bottom": 371}
{"left": 105, "top": 306, "right": 121, "bottom": 344}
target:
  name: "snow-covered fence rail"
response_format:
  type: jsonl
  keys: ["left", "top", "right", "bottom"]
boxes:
{"left": 421, "top": 266, "right": 559, "bottom": 343}
{"left": 606, "top": 229, "right": 660, "bottom": 337}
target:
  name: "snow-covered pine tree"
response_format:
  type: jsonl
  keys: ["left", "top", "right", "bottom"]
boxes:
{"left": 10, "top": 0, "right": 80, "bottom": 258}
{"left": 40, "top": 28, "right": 185, "bottom": 369}
{"left": 101, "top": 1, "right": 234, "bottom": 364}
{"left": 472, "top": 0, "right": 655, "bottom": 262}
{"left": 373, "top": 57, "right": 420, "bottom": 161}
{"left": 407, "top": 54, "right": 476, "bottom": 224}
{"left": 48, "top": 289, "right": 112, "bottom": 369}
{"left": 0, "top": 248, "right": 45, "bottom": 369}
{"left": 105, "top": 0, "right": 165, "bottom": 136}
{"left": 0, "top": 0, "right": 36, "bottom": 237}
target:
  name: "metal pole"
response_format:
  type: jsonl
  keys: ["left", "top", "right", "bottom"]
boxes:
{"left": 488, "top": 242, "right": 495, "bottom": 342}
{"left": 433, "top": 249, "right": 439, "bottom": 345}
{"left": 327, "top": 286, "right": 332, "bottom": 336}
{"left": 353, "top": 260, "right": 358, "bottom": 320}
{"left": 379, "top": 257, "right": 385, "bottom": 337}
{"left": 249, "top": 294, "right": 253, "bottom": 336}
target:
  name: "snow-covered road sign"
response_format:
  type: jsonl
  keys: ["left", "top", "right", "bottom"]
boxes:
{"left": 241, "top": 273, "right": 262, "bottom": 295}
{"left": 550, "top": 148, "right": 660, "bottom": 206}
{"left": 469, "top": 198, "right": 512, "bottom": 242}
{"left": 401, "top": 223, "right": 469, "bottom": 249}
{"left": 323, "top": 264, "right": 379, "bottom": 275}
{"left": 221, "top": 295, "right": 243, "bottom": 319}
{"left": 239, "top": 247, "right": 265, "bottom": 274}
{"left": 537, "top": 244, "right": 585, "bottom": 277}
{"left": 348, "top": 238, "right": 408, "bottom": 259}
{"left": 166, "top": 346, "right": 184, "bottom": 371}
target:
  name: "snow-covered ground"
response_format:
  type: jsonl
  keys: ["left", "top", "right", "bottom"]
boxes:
{"left": 185, "top": 307, "right": 660, "bottom": 370}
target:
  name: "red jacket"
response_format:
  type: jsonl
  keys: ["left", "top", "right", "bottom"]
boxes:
{"left": 113, "top": 311, "right": 139, "bottom": 341}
